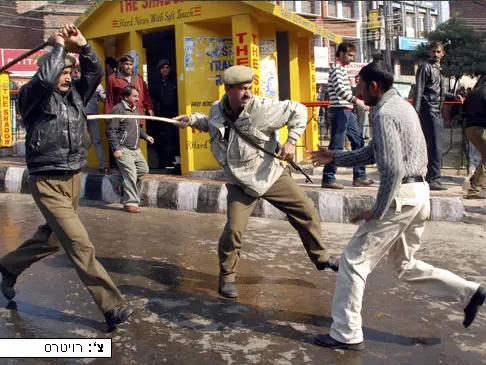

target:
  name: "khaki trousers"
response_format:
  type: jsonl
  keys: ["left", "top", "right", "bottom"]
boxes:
{"left": 466, "top": 126, "right": 486, "bottom": 195}
{"left": 0, "top": 173, "right": 125, "bottom": 314}
{"left": 219, "top": 167, "right": 330, "bottom": 282}
{"left": 111, "top": 147, "right": 149, "bottom": 207}
{"left": 330, "top": 182, "right": 479, "bottom": 344}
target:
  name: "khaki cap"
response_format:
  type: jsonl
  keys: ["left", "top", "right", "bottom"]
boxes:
{"left": 37, "top": 53, "right": 76, "bottom": 69}
{"left": 222, "top": 65, "right": 255, "bottom": 86}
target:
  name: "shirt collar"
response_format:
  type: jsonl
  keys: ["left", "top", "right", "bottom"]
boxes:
{"left": 122, "top": 100, "right": 137, "bottom": 112}
{"left": 374, "top": 88, "right": 399, "bottom": 113}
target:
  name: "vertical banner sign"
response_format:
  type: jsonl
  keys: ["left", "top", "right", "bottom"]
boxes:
{"left": 308, "top": 40, "right": 318, "bottom": 149}
{"left": 0, "top": 73, "right": 12, "bottom": 147}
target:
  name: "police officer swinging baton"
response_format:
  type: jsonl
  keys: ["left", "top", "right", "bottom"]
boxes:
{"left": 88, "top": 114, "right": 315, "bottom": 184}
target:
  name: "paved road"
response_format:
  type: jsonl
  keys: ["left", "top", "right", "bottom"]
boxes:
{"left": 0, "top": 194, "right": 484, "bottom": 365}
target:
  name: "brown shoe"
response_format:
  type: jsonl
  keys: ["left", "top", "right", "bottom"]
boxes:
{"left": 124, "top": 205, "right": 141, "bottom": 213}
{"left": 353, "top": 179, "right": 374, "bottom": 187}
{"left": 321, "top": 182, "right": 344, "bottom": 189}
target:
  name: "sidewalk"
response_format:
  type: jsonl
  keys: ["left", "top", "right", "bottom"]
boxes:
{"left": 1, "top": 156, "right": 483, "bottom": 223}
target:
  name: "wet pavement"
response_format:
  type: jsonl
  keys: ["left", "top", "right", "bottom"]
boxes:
{"left": 0, "top": 194, "right": 485, "bottom": 365}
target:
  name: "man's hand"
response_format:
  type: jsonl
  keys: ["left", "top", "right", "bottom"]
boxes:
{"left": 148, "top": 110, "right": 154, "bottom": 117}
{"left": 277, "top": 141, "right": 296, "bottom": 162}
{"left": 113, "top": 150, "right": 123, "bottom": 160}
{"left": 350, "top": 209, "right": 374, "bottom": 224}
{"left": 309, "top": 147, "right": 335, "bottom": 166}
{"left": 173, "top": 115, "right": 191, "bottom": 129}
{"left": 146, "top": 136, "right": 154, "bottom": 145}
{"left": 60, "top": 24, "right": 87, "bottom": 51}
{"left": 356, "top": 99, "right": 370, "bottom": 112}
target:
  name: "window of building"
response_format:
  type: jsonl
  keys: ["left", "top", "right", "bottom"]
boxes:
{"left": 406, "top": 13, "right": 416, "bottom": 37}
{"left": 300, "top": 1, "right": 322, "bottom": 16}
{"left": 431, "top": 16, "right": 437, "bottom": 31}
{"left": 400, "top": 59, "right": 415, "bottom": 76}
{"left": 329, "top": 42, "right": 336, "bottom": 64}
{"left": 279, "top": 1, "right": 295, "bottom": 11}
{"left": 419, "top": 15, "right": 425, "bottom": 36}
{"left": 342, "top": 1, "right": 354, "bottom": 19}
{"left": 327, "top": 0, "right": 337, "bottom": 17}
{"left": 314, "top": 34, "right": 323, "bottom": 47}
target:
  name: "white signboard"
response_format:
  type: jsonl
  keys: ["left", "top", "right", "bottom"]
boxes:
{"left": 314, "top": 46, "right": 329, "bottom": 68}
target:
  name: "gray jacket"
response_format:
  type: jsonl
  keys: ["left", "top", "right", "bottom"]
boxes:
{"left": 106, "top": 101, "right": 148, "bottom": 151}
{"left": 189, "top": 95, "right": 307, "bottom": 197}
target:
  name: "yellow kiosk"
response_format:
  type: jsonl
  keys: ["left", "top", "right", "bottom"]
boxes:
{"left": 75, "top": 1, "right": 342, "bottom": 175}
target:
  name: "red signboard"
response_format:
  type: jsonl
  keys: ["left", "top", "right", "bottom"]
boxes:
{"left": 0, "top": 49, "right": 47, "bottom": 74}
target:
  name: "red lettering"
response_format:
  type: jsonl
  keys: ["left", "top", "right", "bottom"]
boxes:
{"left": 236, "top": 45, "right": 248, "bottom": 57}
{"left": 3, "top": 116, "right": 8, "bottom": 121}
{"left": 126, "top": 1, "right": 138, "bottom": 12}
{"left": 141, "top": 0, "right": 148, "bottom": 9}
{"left": 235, "top": 32, "right": 247, "bottom": 43}
{"left": 311, "top": 75, "right": 315, "bottom": 83}
{"left": 252, "top": 58, "right": 259, "bottom": 69}
{"left": 251, "top": 45, "right": 258, "bottom": 57}
{"left": 120, "top": 1, "right": 124, "bottom": 13}
{"left": 253, "top": 75, "right": 259, "bottom": 85}
{"left": 236, "top": 58, "right": 248, "bottom": 65}
{"left": 251, "top": 33, "right": 257, "bottom": 43}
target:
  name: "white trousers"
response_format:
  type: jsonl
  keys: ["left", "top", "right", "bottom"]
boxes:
{"left": 330, "top": 182, "right": 479, "bottom": 344}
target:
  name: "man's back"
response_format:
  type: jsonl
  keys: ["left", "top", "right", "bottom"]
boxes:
{"left": 464, "top": 86, "right": 486, "bottom": 128}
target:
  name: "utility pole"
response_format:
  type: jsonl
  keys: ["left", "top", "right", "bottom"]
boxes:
{"left": 383, "top": 0, "right": 392, "bottom": 69}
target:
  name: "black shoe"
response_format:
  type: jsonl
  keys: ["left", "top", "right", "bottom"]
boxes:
{"left": 314, "top": 333, "right": 364, "bottom": 351}
{"left": 316, "top": 256, "right": 340, "bottom": 272}
{"left": 218, "top": 278, "right": 238, "bottom": 298}
{"left": 428, "top": 181, "right": 448, "bottom": 191}
{"left": 0, "top": 264, "right": 17, "bottom": 301}
{"left": 104, "top": 305, "right": 135, "bottom": 332}
{"left": 463, "top": 287, "right": 486, "bottom": 328}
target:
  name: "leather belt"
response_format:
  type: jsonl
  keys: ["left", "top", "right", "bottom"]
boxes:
{"left": 402, "top": 176, "right": 425, "bottom": 184}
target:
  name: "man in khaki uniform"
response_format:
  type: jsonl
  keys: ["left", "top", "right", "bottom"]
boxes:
{"left": 0, "top": 24, "right": 134, "bottom": 332}
{"left": 174, "top": 65, "right": 338, "bottom": 298}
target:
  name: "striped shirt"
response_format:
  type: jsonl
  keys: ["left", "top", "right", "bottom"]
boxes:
{"left": 328, "top": 62, "right": 355, "bottom": 108}
{"left": 334, "top": 89, "right": 428, "bottom": 219}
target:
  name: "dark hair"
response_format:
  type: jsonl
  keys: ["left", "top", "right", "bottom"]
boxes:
{"left": 336, "top": 42, "right": 356, "bottom": 57}
{"left": 122, "top": 85, "right": 139, "bottom": 98}
{"left": 358, "top": 61, "right": 394, "bottom": 92}
{"left": 157, "top": 59, "right": 170, "bottom": 69}
{"left": 120, "top": 54, "right": 134, "bottom": 64}
{"left": 429, "top": 41, "right": 444, "bottom": 50}
{"left": 105, "top": 57, "right": 117, "bottom": 69}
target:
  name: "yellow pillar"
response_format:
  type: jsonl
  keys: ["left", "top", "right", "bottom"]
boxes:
{"left": 175, "top": 23, "right": 194, "bottom": 175}
{"left": 231, "top": 14, "right": 260, "bottom": 95}
{"left": 298, "top": 35, "right": 318, "bottom": 161}
{"left": 86, "top": 38, "right": 110, "bottom": 169}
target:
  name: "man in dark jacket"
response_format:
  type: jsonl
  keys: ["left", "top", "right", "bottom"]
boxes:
{"left": 413, "top": 41, "right": 463, "bottom": 190}
{"left": 0, "top": 24, "right": 134, "bottom": 332}
{"left": 149, "top": 59, "right": 180, "bottom": 171}
{"left": 464, "top": 76, "right": 486, "bottom": 199}
{"left": 107, "top": 86, "right": 154, "bottom": 213}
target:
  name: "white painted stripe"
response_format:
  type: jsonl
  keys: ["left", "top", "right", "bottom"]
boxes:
{"left": 4, "top": 167, "right": 25, "bottom": 193}
{"left": 143, "top": 180, "right": 159, "bottom": 208}
{"left": 80, "top": 173, "right": 87, "bottom": 199}
{"left": 317, "top": 191, "right": 344, "bottom": 223}
{"left": 101, "top": 176, "right": 120, "bottom": 203}
{"left": 217, "top": 184, "right": 228, "bottom": 214}
{"left": 176, "top": 181, "right": 200, "bottom": 211}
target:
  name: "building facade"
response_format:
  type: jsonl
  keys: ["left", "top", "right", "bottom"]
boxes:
{"left": 449, "top": 0, "right": 486, "bottom": 33}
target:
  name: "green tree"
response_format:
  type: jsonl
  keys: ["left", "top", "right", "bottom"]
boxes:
{"left": 414, "top": 17, "right": 486, "bottom": 82}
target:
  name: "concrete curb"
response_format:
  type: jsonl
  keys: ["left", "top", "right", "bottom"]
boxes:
{"left": 0, "top": 166, "right": 464, "bottom": 222}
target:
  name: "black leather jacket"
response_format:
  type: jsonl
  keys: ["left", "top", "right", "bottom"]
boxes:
{"left": 19, "top": 43, "right": 103, "bottom": 174}
{"left": 413, "top": 59, "right": 454, "bottom": 114}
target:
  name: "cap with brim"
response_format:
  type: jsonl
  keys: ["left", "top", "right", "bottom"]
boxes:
{"left": 37, "top": 53, "right": 76, "bottom": 69}
{"left": 222, "top": 65, "right": 255, "bottom": 86}
{"left": 156, "top": 59, "right": 170, "bottom": 69}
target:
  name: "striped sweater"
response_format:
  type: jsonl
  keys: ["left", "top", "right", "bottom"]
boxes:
{"left": 328, "top": 62, "right": 356, "bottom": 108}
{"left": 333, "top": 89, "right": 428, "bottom": 219}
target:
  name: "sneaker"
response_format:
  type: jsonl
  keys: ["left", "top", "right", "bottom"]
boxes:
{"left": 315, "top": 256, "right": 339, "bottom": 272}
{"left": 321, "top": 182, "right": 344, "bottom": 190}
{"left": 314, "top": 333, "right": 364, "bottom": 351}
{"left": 124, "top": 205, "right": 141, "bottom": 213}
{"left": 464, "top": 193, "right": 486, "bottom": 200}
{"left": 428, "top": 181, "right": 448, "bottom": 191}
{"left": 352, "top": 179, "right": 374, "bottom": 187}
{"left": 0, "top": 264, "right": 17, "bottom": 301}
{"left": 218, "top": 278, "right": 238, "bottom": 298}
{"left": 104, "top": 305, "right": 135, "bottom": 332}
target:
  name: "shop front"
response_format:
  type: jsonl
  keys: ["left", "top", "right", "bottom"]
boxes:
{"left": 75, "top": 0, "right": 342, "bottom": 175}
